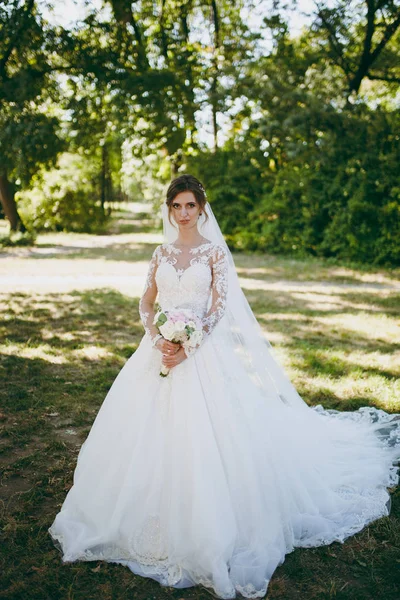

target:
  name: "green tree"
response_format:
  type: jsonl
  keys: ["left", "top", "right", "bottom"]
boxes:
{"left": 312, "top": 0, "right": 400, "bottom": 96}
{"left": 0, "top": 0, "right": 65, "bottom": 230}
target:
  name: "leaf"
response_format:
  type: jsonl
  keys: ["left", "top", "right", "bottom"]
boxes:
{"left": 158, "top": 313, "right": 167, "bottom": 325}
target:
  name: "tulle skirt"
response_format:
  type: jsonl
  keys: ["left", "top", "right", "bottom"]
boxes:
{"left": 48, "top": 331, "right": 400, "bottom": 599}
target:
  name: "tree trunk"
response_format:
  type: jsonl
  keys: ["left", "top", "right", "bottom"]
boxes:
{"left": 100, "top": 144, "right": 107, "bottom": 210}
{"left": 180, "top": 10, "right": 197, "bottom": 143}
{"left": 211, "top": 76, "right": 218, "bottom": 152}
{"left": 0, "top": 174, "right": 26, "bottom": 232}
{"left": 348, "top": 0, "right": 376, "bottom": 94}
{"left": 210, "top": 0, "right": 220, "bottom": 152}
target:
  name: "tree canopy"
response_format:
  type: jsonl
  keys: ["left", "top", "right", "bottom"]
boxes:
{"left": 0, "top": 0, "right": 399, "bottom": 264}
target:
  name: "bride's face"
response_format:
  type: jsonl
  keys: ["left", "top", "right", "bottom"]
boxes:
{"left": 170, "top": 191, "right": 201, "bottom": 230}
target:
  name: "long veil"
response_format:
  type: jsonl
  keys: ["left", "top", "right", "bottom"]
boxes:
{"left": 162, "top": 199, "right": 400, "bottom": 447}
{"left": 162, "top": 201, "right": 316, "bottom": 413}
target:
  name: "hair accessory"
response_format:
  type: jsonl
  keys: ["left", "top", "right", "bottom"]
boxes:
{"left": 198, "top": 183, "right": 207, "bottom": 197}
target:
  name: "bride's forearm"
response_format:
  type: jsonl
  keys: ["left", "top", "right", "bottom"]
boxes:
{"left": 139, "top": 299, "right": 162, "bottom": 346}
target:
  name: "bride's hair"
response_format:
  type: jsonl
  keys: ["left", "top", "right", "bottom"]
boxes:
{"left": 166, "top": 174, "right": 209, "bottom": 227}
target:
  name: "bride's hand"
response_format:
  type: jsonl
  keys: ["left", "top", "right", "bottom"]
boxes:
{"left": 161, "top": 347, "right": 187, "bottom": 369}
{"left": 155, "top": 338, "right": 181, "bottom": 354}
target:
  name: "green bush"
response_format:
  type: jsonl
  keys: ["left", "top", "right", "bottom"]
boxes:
{"left": 185, "top": 106, "right": 400, "bottom": 267}
{"left": 24, "top": 188, "right": 108, "bottom": 233}
{"left": 0, "top": 230, "right": 36, "bottom": 247}
{"left": 17, "top": 153, "right": 110, "bottom": 233}
{"left": 186, "top": 147, "right": 263, "bottom": 236}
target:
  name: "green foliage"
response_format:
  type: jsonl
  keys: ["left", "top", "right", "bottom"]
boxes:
{"left": 18, "top": 153, "right": 109, "bottom": 233}
{"left": 180, "top": 14, "right": 400, "bottom": 267}
{"left": 0, "top": 2, "right": 65, "bottom": 182}
{"left": 257, "top": 106, "right": 400, "bottom": 266}
{"left": 0, "top": 108, "right": 65, "bottom": 186}
{"left": 32, "top": 188, "right": 109, "bottom": 233}
{"left": 186, "top": 148, "right": 263, "bottom": 246}
{"left": 0, "top": 230, "right": 36, "bottom": 247}
{"left": 184, "top": 100, "right": 400, "bottom": 266}
{"left": 1, "top": 1, "right": 399, "bottom": 264}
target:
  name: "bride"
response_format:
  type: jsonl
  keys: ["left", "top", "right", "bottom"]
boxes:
{"left": 49, "top": 174, "right": 400, "bottom": 599}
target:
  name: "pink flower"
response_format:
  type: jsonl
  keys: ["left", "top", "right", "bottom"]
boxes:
{"left": 168, "top": 310, "right": 189, "bottom": 323}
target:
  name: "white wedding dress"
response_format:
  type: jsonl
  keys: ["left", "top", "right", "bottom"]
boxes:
{"left": 49, "top": 239, "right": 400, "bottom": 600}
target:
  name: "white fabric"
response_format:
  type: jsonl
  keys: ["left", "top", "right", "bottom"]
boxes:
{"left": 163, "top": 201, "right": 312, "bottom": 410}
{"left": 139, "top": 241, "right": 229, "bottom": 357}
{"left": 48, "top": 202, "right": 400, "bottom": 599}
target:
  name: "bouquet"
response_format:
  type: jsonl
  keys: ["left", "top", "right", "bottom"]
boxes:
{"left": 153, "top": 308, "right": 204, "bottom": 377}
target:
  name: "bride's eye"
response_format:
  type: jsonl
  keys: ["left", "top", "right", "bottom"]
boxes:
{"left": 172, "top": 203, "right": 196, "bottom": 209}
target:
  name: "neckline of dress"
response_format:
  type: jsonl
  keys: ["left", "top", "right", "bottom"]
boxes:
{"left": 168, "top": 240, "right": 213, "bottom": 253}
{"left": 170, "top": 261, "right": 210, "bottom": 281}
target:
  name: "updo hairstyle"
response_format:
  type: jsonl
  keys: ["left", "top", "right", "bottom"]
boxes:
{"left": 165, "top": 174, "right": 209, "bottom": 227}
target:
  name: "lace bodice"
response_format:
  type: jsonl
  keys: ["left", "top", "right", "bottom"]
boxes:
{"left": 139, "top": 241, "right": 228, "bottom": 355}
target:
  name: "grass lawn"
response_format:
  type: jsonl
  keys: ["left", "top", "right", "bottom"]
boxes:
{"left": 1, "top": 206, "right": 399, "bottom": 600}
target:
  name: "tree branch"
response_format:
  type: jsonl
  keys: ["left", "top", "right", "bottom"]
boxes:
{"left": 315, "top": 4, "right": 353, "bottom": 83}
{"left": 349, "top": 0, "right": 376, "bottom": 92}
{"left": 159, "top": 0, "right": 169, "bottom": 61}
{"left": 368, "top": 72, "right": 400, "bottom": 83}
{"left": 370, "top": 9, "right": 400, "bottom": 63}
{"left": 0, "top": 0, "right": 35, "bottom": 77}
{"left": 109, "top": 0, "right": 149, "bottom": 69}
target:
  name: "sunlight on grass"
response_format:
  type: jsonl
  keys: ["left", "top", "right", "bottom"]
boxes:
{"left": 40, "top": 329, "right": 76, "bottom": 341}
{"left": 289, "top": 290, "right": 389, "bottom": 312}
{"left": 313, "top": 313, "right": 400, "bottom": 344}
{"left": 1, "top": 208, "right": 399, "bottom": 600}
{"left": 329, "top": 267, "right": 400, "bottom": 286}
{"left": 299, "top": 373, "right": 399, "bottom": 411}
{"left": 72, "top": 346, "right": 115, "bottom": 361}
{"left": 341, "top": 348, "right": 400, "bottom": 374}
{"left": 0, "top": 343, "right": 68, "bottom": 364}
{"left": 251, "top": 289, "right": 400, "bottom": 414}
{"left": 235, "top": 254, "right": 400, "bottom": 284}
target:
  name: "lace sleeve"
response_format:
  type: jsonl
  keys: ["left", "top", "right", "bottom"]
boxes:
{"left": 183, "top": 244, "right": 228, "bottom": 358}
{"left": 139, "top": 246, "right": 163, "bottom": 347}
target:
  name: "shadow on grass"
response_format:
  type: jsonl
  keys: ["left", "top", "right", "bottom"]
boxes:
{"left": 2, "top": 289, "right": 142, "bottom": 355}
{"left": 22, "top": 240, "right": 160, "bottom": 262}
{"left": 1, "top": 286, "right": 399, "bottom": 600}
{"left": 247, "top": 288, "right": 400, "bottom": 315}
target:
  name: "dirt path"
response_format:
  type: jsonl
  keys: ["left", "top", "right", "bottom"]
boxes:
{"left": 1, "top": 205, "right": 399, "bottom": 296}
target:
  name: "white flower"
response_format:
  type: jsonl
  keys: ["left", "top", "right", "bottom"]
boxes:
{"left": 193, "top": 329, "right": 203, "bottom": 342}
{"left": 159, "top": 320, "right": 176, "bottom": 340}
{"left": 175, "top": 320, "right": 186, "bottom": 332}
{"left": 187, "top": 330, "right": 203, "bottom": 347}
{"left": 187, "top": 320, "right": 196, "bottom": 329}
{"left": 174, "top": 331, "right": 188, "bottom": 342}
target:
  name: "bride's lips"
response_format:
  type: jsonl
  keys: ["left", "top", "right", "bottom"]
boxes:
{"left": 179, "top": 220, "right": 190, "bottom": 224}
